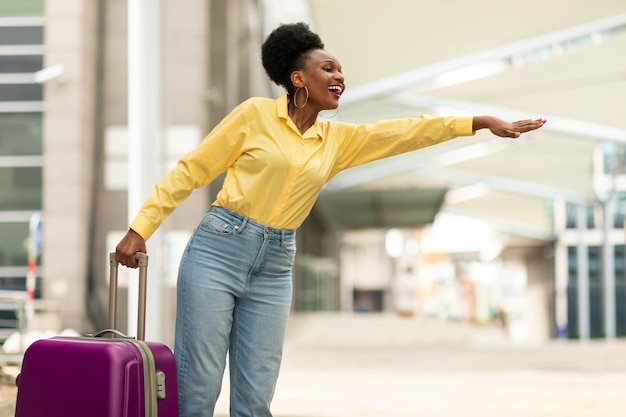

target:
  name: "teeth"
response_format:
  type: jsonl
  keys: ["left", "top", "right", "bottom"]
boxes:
{"left": 329, "top": 85, "right": 343, "bottom": 93}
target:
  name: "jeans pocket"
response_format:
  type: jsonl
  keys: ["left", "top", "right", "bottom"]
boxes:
{"left": 281, "top": 236, "right": 297, "bottom": 256}
{"left": 198, "top": 212, "right": 239, "bottom": 236}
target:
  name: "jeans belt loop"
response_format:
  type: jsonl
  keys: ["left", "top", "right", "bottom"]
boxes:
{"left": 236, "top": 217, "right": 248, "bottom": 234}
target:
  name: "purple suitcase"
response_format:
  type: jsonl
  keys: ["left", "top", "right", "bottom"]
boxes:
{"left": 14, "top": 253, "right": 179, "bottom": 417}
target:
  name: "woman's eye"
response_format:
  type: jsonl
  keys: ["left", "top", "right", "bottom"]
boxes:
{"left": 323, "top": 67, "right": 332, "bottom": 72}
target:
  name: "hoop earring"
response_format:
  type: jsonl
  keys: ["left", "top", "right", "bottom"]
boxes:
{"left": 319, "top": 108, "right": 339, "bottom": 119}
{"left": 293, "top": 86, "right": 309, "bottom": 109}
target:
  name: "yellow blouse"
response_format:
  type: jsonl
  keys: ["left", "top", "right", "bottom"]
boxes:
{"left": 130, "top": 94, "right": 475, "bottom": 239}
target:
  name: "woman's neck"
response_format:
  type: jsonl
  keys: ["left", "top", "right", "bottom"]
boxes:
{"left": 288, "top": 103, "right": 318, "bottom": 135}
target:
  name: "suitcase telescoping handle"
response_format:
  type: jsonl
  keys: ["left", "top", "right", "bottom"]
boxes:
{"left": 109, "top": 252, "right": 148, "bottom": 341}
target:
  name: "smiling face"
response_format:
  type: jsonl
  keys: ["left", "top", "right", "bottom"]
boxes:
{"left": 291, "top": 49, "right": 345, "bottom": 111}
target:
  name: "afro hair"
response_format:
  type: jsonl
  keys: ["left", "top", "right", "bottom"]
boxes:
{"left": 261, "top": 22, "right": 324, "bottom": 94}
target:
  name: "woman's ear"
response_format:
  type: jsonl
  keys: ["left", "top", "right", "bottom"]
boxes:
{"left": 290, "top": 70, "right": 304, "bottom": 88}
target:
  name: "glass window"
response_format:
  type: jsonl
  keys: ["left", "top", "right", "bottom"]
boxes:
{"left": 602, "top": 142, "right": 626, "bottom": 175}
{"left": 0, "top": 84, "right": 42, "bottom": 101}
{"left": 0, "top": 277, "right": 41, "bottom": 297}
{"left": 0, "top": 167, "right": 42, "bottom": 210}
{"left": 616, "top": 245, "right": 626, "bottom": 337}
{"left": 0, "top": 112, "right": 42, "bottom": 155}
{"left": 588, "top": 246, "right": 601, "bottom": 284}
{"left": 565, "top": 203, "right": 596, "bottom": 229}
{"left": 567, "top": 245, "right": 602, "bottom": 284}
{"left": 0, "top": 222, "right": 29, "bottom": 267}
{"left": 615, "top": 193, "right": 626, "bottom": 228}
{"left": 566, "top": 246, "right": 578, "bottom": 338}
{"left": 615, "top": 245, "right": 625, "bottom": 283}
{"left": 0, "top": 55, "right": 42, "bottom": 73}
{"left": 0, "top": 0, "right": 44, "bottom": 17}
{"left": 0, "top": 27, "right": 43, "bottom": 45}
{"left": 567, "top": 246, "right": 577, "bottom": 282}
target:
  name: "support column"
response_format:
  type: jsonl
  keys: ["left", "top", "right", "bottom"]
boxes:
{"left": 127, "top": 0, "right": 163, "bottom": 341}
{"left": 43, "top": 0, "right": 99, "bottom": 332}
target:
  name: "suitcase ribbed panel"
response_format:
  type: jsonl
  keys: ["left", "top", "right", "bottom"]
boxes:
{"left": 15, "top": 338, "right": 147, "bottom": 417}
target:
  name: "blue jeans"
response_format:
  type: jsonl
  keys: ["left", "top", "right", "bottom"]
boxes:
{"left": 174, "top": 206, "right": 296, "bottom": 417}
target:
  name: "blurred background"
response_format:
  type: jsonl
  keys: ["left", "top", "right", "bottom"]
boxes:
{"left": 1, "top": 0, "right": 626, "bottom": 355}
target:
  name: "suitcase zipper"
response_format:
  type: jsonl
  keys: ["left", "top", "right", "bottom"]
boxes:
{"left": 127, "top": 340, "right": 159, "bottom": 417}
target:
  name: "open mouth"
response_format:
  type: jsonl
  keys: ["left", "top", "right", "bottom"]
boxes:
{"left": 328, "top": 85, "right": 343, "bottom": 97}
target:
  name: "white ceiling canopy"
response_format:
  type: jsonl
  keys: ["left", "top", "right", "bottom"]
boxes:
{"left": 306, "top": 1, "right": 626, "bottom": 244}
{"left": 339, "top": 13, "right": 626, "bottom": 105}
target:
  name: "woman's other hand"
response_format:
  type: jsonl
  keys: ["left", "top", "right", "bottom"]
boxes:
{"left": 115, "top": 228, "right": 147, "bottom": 268}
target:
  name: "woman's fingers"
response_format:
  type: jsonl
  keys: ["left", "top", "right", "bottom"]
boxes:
{"left": 513, "top": 118, "right": 546, "bottom": 132}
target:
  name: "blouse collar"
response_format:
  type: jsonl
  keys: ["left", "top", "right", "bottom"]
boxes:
{"left": 277, "top": 94, "right": 323, "bottom": 140}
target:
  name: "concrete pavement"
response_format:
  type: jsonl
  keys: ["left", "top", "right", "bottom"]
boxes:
{"left": 2, "top": 313, "right": 626, "bottom": 416}
{"left": 216, "top": 314, "right": 626, "bottom": 417}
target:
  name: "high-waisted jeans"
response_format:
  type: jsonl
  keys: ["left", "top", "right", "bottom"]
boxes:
{"left": 174, "top": 206, "right": 296, "bottom": 417}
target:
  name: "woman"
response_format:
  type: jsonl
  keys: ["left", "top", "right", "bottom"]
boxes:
{"left": 116, "top": 22, "right": 545, "bottom": 417}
